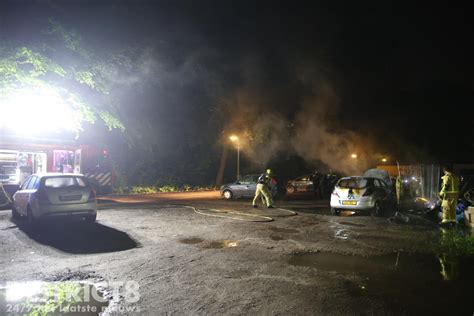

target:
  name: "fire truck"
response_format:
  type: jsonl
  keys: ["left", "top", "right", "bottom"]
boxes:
{"left": 0, "top": 136, "right": 114, "bottom": 196}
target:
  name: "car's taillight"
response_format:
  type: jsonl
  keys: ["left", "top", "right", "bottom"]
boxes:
{"left": 36, "top": 189, "right": 50, "bottom": 204}
{"left": 331, "top": 189, "right": 340, "bottom": 198}
{"left": 88, "top": 189, "right": 97, "bottom": 202}
{"left": 363, "top": 187, "right": 374, "bottom": 196}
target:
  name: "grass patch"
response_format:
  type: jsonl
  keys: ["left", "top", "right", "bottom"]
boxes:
{"left": 434, "top": 228, "right": 474, "bottom": 257}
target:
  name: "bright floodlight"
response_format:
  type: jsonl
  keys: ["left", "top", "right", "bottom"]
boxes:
{"left": 381, "top": 158, "right": 388, "bottom": 162}
{"left": 229, "top": 135, "right": 239, "bottom": 142}
{"left": 0, "top": 86, "right": 82, "bottom": 134}
{"left": 351, "top": 153, "right": 357, "bottom": 159}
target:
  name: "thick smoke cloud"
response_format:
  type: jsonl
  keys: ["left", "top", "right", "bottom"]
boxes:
{"left": 95, "top": 43, "right": 378, "bottom": 175}
{"left": 221, "top": 63, "right": 377, "bottom": 175}
{"left": 292, "top": 81, "right": 374, "bottom": 175}
{"left": 220, "top": 88, "right": 291, "bottom": 168}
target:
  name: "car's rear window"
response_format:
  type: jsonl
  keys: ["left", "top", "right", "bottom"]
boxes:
{"left": 337, "top": 178, "right": 368, "bottom": 189}
{"left": 44, "top": 177, "right": 87, "bottom": 188}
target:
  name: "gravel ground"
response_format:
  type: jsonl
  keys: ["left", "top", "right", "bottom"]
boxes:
{"left": 0, "top": 193, "right": 439, "bottom": 315}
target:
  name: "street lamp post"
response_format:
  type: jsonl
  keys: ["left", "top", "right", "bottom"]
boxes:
{"left": 229, "top": 135, "right": 240, "bottom": 180}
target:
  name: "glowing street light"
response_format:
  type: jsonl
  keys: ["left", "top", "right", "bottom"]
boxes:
{"left": 351, "top": 153, "right": 358, "bottom": 159}
{"left": 381, "top": 158, "right": 388, "bottom": 163}
{"left": 229, "top": 135, "right": 240, "bottom": 180}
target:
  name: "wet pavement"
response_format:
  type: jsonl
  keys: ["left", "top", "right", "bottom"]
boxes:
{"left": 289, "top": 250, "right": 474, "bottom": 315}
{"left": 0, "top": 194, "right": 473, "bottom": 314}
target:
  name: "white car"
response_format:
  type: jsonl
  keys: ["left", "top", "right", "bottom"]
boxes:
{"left": 330, "top": 176, "right": 396, "bottom": 216}
{"left": 12, "top": 173, "right": 97, "bottom": 224}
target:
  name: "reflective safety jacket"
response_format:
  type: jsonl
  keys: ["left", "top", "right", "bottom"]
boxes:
{"left": 439, "top": 172, "right": 459, "bottom": 199}
{"left": 257, "top": 173, "right": 272, "bottom": 186}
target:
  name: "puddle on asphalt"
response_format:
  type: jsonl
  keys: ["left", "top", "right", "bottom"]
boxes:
{"left": 268, "top": 226, "right": 299, "bottom": 234}
{"left": 289, "top": 252, "right": 402, "bottom": 274}
{"left": 203, "top": 240, "right": 239, "bottom": 249}
{"left": 289, "top": 251, "right": 474, "bottom": 314}
{"left": 0, "top": 281, "right": 108, "bottom": 315}
{"left": 179, "top": 237, "right": 204, "bottom": 244}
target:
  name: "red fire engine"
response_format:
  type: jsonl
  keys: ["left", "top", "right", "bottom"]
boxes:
{"left": 0, "top": 136, "right": 114, "bottom": 195}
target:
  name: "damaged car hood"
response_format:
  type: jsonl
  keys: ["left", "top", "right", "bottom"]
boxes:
{"left": 363, "top": 169, "right": 391, "bottom": 186}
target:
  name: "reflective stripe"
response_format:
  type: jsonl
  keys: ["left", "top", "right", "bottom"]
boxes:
{"left": 85, "top": 172, "right": 112, "bottom": 186}
{"left": 441, "top": 174, "right": 459, "bottom": 194}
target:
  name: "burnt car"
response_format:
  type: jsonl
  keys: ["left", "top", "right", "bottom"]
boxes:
{"left": 286, "top": 172, "right": 339, "bottom": 197}
{"left": 460, "top": 174, "right": 474, "bottom": 205}
{"left": 286, "top": 174, "right": 315, "bottom": 194}
{"left": 330, "top": 169, "right": 396, "bottom": 216}
{"left": 220, "top": 174, "right": 278, "bottom": 200}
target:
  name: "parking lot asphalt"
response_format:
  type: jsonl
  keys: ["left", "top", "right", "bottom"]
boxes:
{"left": 0, "top": 192, "right": 444, "bottom": 315}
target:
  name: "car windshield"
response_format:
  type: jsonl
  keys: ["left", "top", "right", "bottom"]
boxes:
{"left": 337, "top": 178, "right": 368, "bottom": 189}
{"left": 44, "top": 176, "right": 87, "bottom": 188}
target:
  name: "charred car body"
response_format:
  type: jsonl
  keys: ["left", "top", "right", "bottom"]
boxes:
{"left": 286, "top": 174, "right": 315, "bottom": 194}
{"left": 286, "top": 172, "right": 339, "bottom": 197}
{"left": 330, "top": 169, "right": 396, "bottom": 216}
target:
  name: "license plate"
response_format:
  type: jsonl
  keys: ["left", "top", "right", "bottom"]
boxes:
{"left": 342, "top": 200, "right": 357, "bottom": 206}
{"left": 59, "top": 195, "right": 82, "bottom": 201}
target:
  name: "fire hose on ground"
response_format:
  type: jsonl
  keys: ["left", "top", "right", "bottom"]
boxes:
{"left": 178, "top": 205, "right": 297, "bottom": 222}
{"left": 0, "top": 183, "right": 12, "bottom": 207}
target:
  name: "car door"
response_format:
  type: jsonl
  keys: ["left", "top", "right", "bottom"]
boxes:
{"left": 379, "top": 179, "right": 395, "bottom": 208}
{"left": 24, "top": 176, "right": 39, "bottom": 207}
{"left": 373, "top": 179, "right": 388, "bottom": 207}
{"left": 14, "top": 176, "right": 32, "bottom": 215}
{"left": 240, "top": 175, "right": 257, "bottom": 198}
{"left": 229, "top": 175, "right": 250, "bottom": 197}
{"left": 296, "top": 175, "right": 314, "bottom": 192}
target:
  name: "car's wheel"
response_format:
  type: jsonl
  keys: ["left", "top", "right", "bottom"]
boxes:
{"left": 286, "top": 185, "right": 296, "bottom": 194}
{"left": 370, "top": 201, "right": 382, "bottom": 217}
{"left": 11, "top": 205, "right": 20, "bottom": 220}
{"left": 330, "top": 207, "right": 341, "bottom": 216}
{"left": 464, "top": 188, "right": 474, "bottom": 204}
{"left": 85, "top": 214, "right": 97, "bottom": 223}
{"left": 26, "top": 206, "right": 35, "bottom": 226}
{"left": 223, "top": 190, "right": 233, "bottom": 200}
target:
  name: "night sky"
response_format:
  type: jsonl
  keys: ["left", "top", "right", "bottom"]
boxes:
{"left": 1, "top": 1, "right": 473, "bottom": 181}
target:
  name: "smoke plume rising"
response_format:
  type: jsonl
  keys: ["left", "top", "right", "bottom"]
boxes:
{"left": 222, "top": 66, "right": 377, "bottom": 175}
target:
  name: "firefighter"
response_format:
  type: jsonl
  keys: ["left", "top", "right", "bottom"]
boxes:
{"left": 438, "top": 165, "right": 459, "bottom": 226}
{"left": 253, "top": 168, "right": 274, "bottom": 208}
{"left": 395, "top": 175, "right": 403, "bottom": 204}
